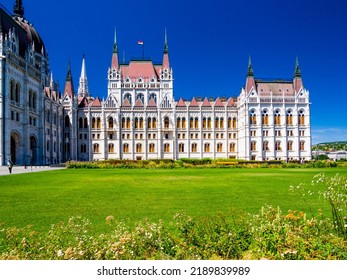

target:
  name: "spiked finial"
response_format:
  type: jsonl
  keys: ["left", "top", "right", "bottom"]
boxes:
{"left": 113, "top": 28, "right": 118, "bottom": 53}
{"left": 247, "top": 54, "right": 254, "bottom": 77}
{"left": 14, "top": 0, "right": 24, "bottom": 17}
{"left": 163, "top": 28, "right": 169, "bottom": 54}
{"left": 66, "top": 58, "right": 72, "bottom": 81}
{"left": 294, "top": 56, "right": 301, "bottom": 78}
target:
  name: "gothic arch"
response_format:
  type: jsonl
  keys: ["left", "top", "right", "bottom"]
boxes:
{"left": 10, "top": 131, "right": 21, "bottom": 164}
{"left": 30, "top": 135, "right": 38, "bottom": 165}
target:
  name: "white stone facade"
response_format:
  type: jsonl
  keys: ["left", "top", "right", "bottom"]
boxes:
{"left": 0, "top": 3, "right": 311, "bottom": 165}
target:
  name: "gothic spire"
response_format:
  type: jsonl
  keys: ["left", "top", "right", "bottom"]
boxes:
{"left": 113, "top": 28, "right": 118, "bottom": 53}
{"left": 78, "top": 54, "right": 89, "bottom": 97}
{"left": 247, "top": 54, "right": 254, "bottom": 77}
{"left": 66, "top": 59, "right": 72, "bottom": 81}
{"left": 13, "top": 0, "right": 24, "bottom": 18}
{"left": 162, "top": 29, "right": 170, "bottom": 68}
{"left": 111, "top": 29, "right": 119, "bottom": 70}
{"left": 294, "top": 56, "right": 302, "bottom": 78}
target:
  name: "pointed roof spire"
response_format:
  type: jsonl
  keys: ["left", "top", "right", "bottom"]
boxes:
{"left": 247, "top": 54, "right": 254, "bottom": 77}
{"left": 294, "top": 56, "right": 302, "bottom": 78}
{"left": 113, "top": 28, "right": 118, "bottom": 53}
{"left": 164, "top": 28, "right": 169, "bottom": 54}
{"left": 111, "top": 29, "right": 119, "bottom": 69}
{"left": 64, "top": 59, "right": 75, "bottom": 98}
{"left": 13, "top": 0, "right": 24, "bottom": 18}
{"left": 78, "top": 54, "right": 89, "bottom": 97}
{"left": 162, "top": 29, "right": 170, "bottom": 68}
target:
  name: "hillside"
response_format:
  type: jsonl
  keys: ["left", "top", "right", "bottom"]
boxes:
{"left": 312, "top": 141, "right": 347, "bottom": 151}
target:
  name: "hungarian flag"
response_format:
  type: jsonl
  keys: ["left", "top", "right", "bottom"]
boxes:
{"left": 137, "top": 40, "right": 144, "bottom": 45}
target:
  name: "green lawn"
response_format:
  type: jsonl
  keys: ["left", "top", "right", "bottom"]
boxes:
{"left": 1, "top": 167, "right": 346, "bottom": 235}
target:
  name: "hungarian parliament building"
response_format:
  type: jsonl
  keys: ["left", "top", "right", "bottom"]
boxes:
{"left": 0, "top": 1, "right": 311, "bottom": 166}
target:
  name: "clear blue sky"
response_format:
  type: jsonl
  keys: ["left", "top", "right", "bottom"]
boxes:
{"left": 3, "top": 0, "right": 347, "bottom": 144}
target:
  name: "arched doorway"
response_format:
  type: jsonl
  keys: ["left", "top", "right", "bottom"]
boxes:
{"left": 30, "top": 136, "right": 37, "bottom": 165}
{"left": 10, "top": 133, "right": 20, "bottom": 164}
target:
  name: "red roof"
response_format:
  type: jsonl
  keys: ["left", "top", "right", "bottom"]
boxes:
{"left": 90, "top": 97, "right": 101, "bottom": 107}
{"left": 189, "top": 97, "right": 199, "bottom": 107}
{"left": 120, "top": 60, "right": 159, "bottom": 80}
{"left": 78, "top": 97, "right": 89, "bottom": 108}
{"left": 122, "top": 98, "right": 131, "bottom": 107}
{"left": 201, "top": 97, "right": 212, "bottom": 107}
{"left": 134, "top": 98, "right": 144, "bottom": 107}
{"left": 176, "top": 97, "right": 186, "bottom": 107}
{"left": 147, "top": 98, "right": 157, "bottom": 107}
{"left": 227, "top": 97, "right": 236, "bottom": 107}
{"left": 63, "top": 80, "right": 74, "bottom": 98}
{"left": 214, "top": 97, "right": 224, "bottom": 107}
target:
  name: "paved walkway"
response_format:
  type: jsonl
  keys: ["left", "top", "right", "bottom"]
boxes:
{"left": 0, "top": 165, "right": 65, "bottom": 176}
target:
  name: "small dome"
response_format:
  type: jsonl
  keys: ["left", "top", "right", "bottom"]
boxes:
{"left": 13, "top": 16, "right": 46, "bottom": 57}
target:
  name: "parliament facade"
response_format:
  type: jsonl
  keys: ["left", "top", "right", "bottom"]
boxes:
{"left": 0, "top": 1, "right": 311, "bottom": 166}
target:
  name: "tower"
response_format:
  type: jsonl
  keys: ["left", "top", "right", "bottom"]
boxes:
{"left": 77, "top": 54, "right": 89, "bottom": 97}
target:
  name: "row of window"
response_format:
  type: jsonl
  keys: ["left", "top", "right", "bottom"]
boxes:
{"left": 251, "top": 140, "right": 306, "bottom": 151}
{"left": 252, "top": 130, "right": 306, "bottom": 137}
{"left": 90, "top": 142, "right": 234, "bottom": 154}
{"left": 250, "top": 110, "right": 306, "bottom": 126}
{"left": 9, "top": 80, "right": 37, "bottom": 109}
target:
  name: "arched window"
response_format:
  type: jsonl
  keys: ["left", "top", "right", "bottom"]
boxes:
{"left": 217, "top": 143, "right": 223, "bottom": 152}
{"left": 300, "top": 140, "right": 305, "bottom": 151}
{"left": 287, "top": 141, "right": 293, "bottom": 151}
{"left": 15, "top": 83, "right": 20, "bottom": 103}
{"left": 136, "top": 143, "right": 142, "bottom": 153}
{"left": 93, "top": 143, "right": 100, "bottom": 153}
{"left": 251, "top": 141, "right": 256, "bottom": 151}
{"left": 126, "top": 117, "right": 131, "bottom": 129}
{"left": 108, "top": 143, "right": 114, "bottom": 153}
{"left": 153, "top": 117, "right": 157, "bottom": 128}
{"left": 274, "top": 110, "right": 281, "bottom": 126}
{"left": 149, "top": 93, "right": 157, "bottom": 103}
{"left": 179, "top": 143, "right": 185, "bottom": 152}
{"left": 177, "top": 117, "right": 181, "bottom": 128}
{"left": 122, "top": 117, "right": 126, "bottom": 129}
{"left": 134, "top": 117, "right": 139, "bottom": 129}
{"left": 124, "top": 93, "right": 132, "bottom": 105}
{"left": 207, "top": 117, "right": 212, "bottom": 129}
{"left": 29, "top": 90, "right": 33, "bottom": 108}
{"left": 84, "top": 118, "right": 88, "bottom": 129}
{"left": 92, "top": 117, "right": 96, "bottom": 129}
{"left": 164, "top": 116, "right": 169, "bottom": 129}
{"left": 139, "top": 118, "right": 144, "bottom": 129}
{"left": 275, "top": 141, "right": 281, "bottom": 151}
{"left": 229, "top": 142, "right": 235, "bottom": 152}
{"left": 219, "top": 117, "right": 224, "bottom": 129}
{"left": 228, "top": 117, "right": 232, "bottom": 129}
{"left": 204, "top": 143, "right": 210, "bottom": 152}
{"left": 79, "top": 118, "right": 83, "bottom": 129}
{"left": 182, "top": 117, "right": 186, "bottom": 129}
{"left": 263, "top": 141, "right": 269, "bottom": 151}
{"left": 147, "top": 117, "right": 152, "bottom": 129}
{"left": 136, "top": 93, "right": 144, "bottom": 104}
{"left": 65, "top": 115, "right": 70, "bottom": 128}
{"left": 123, "top": 143, "right": 129, "bottom": 153}
{"left": 215, "top": 117, "right": 219, "bottom": 129}
{"left": 233, "top": 117, "right": 237, "bottom": 129}
{"left": 249, "top": 110, "right": 257, "bottom": 125}
{"left": 32, "top": 92, "right": 37, "bottom": 110}
{"left": 286, "top": 111, "right": 293, "bottom": 125}
{"left": 203, "top": 117, "right": 207, "bottom": 129}
{"left": 190, "top": 117, "right": 194, "bottom": 129}
{"left": 262, "top": 110, "right": 269, "bottom": 125}
{"left": 96, "top": 118, "right": 101, "bottom": 129}
{"left": 10, "top": 80, "right": 15, "bottom": 101}
{"left": 108, "top": 117, "right": 114, "bottom": 128}
{"left": 164, "top": 143, "right": 170, "bottom": 153}
{"left": 298, "top": 110, "right": 305, "bottom": 125}
{"left": 149, "top": 143, "right": 155, "bottom": 153}
{"left": 194, "top": 117, "right": 199, "bottom": 129}
{"left": 46, "top": 140, "right": 50, "bottom": 152}
{"left": 191, "top": 143, "right": 197, "bottom": 153}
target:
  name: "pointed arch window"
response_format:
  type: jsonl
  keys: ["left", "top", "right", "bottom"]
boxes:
{"left": 179, "top": 143, "right": 185, "bottom": 153}
{"left": 164, "top": 143, "right": 170, "bottom": 153}
{"left": 177, "top": 117, "right": 181, "bottom": 129}
{"left": 286, "top": 112, "right": 293, "bottom": 125}
{"left": 10, "top": 80, "right": 15, "bottom": 101}
{"left": 136, "top": 143, "right": 142, "bottom": 153}
{"left": 251, "top": 141, "right": 257, "bottom": 151}
{"left": 96, "top": 117, "right": 101, "bottom": 129}
{"left": 123, "top": 143, "right": 129, "bottom": 153}
{"left": 190, "top": 117, "right": 194, "bottom": 129}
{"left": 207, "top": 117, "right": 212, "bottom": 129}
{"left": 249, "top": 110, "right": 257, "bottom": 125}
{"left": 164, "top": 116, "right": 170, "bottom": 129}
{"left": 300, "top": 140, "right": 305, "bottom": 151}
{"left": 298, "top": 110, "right": 305, "bottom": 125}
{"left": 149, "top": 143, "right": 155, "bottom": 153}
{"left": 126, "top": 117, "right": 131, "bottom": 129}
{"left": 84, "top": 118, "right": 88, "bottom": 129}
{"left": 191, "top": 143, "right": 198, "bottom": 153}
{"left": 108, "top": 117, "right": 114, "bottom": 128}
{"left": 194, "top": 117, "right": 199, "bottom": 129}
{"left": 15, "top": 83, "right": 20, "bottom": 103}
{"left": 182, "top": 117, "right": 186, "bottom": 129}
{"left": 229, "top": 142, "right": 236, "bottom": 152}
{"left": 262, "top": 110, "right": 269, "bottom": 125}
{"left": 204, "top": 143, "right": 210, "bottom": 152}
{"left": 217, "top": 143, "right": 223, "bottom": 152}
{"left": 263, "top": 141, "right": 269, "bottom": 151}
{"left": 287, "top": 141, "right": 293, "bottom": 151}
{"left": 79, "top": 118, "right": 83, "bottom": 129}
{"left": 93, "top": 143, "right": 100, "bottom": 153}
{"left": 122, "top": 117, "right": 126, "bottom": 129}
{"left": 65, "top": 115, "right": 70, "bottom": 128}
{"left": 153, "top": 117, "right": 157, "bottom": 129}
{"left": 108, "top": 144, "right": 114, "bottom": 153}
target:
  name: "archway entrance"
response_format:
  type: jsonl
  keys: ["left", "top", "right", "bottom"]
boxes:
{"left": 30, "top": 136, "right": 37, "bottom": 165}
{"left": 10, "top": 133, "right": 20, "bottom": 164}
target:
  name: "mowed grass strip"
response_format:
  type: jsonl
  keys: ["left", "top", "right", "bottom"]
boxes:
{"left": 1, "top": 168, "right": 346, "bottom": 235}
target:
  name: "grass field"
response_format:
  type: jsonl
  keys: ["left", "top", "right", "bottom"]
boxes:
{"left": 1, "top": 167, "right": 346, "bottom": 235}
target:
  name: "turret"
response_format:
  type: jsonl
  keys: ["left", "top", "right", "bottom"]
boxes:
{"left": 111, "top": 29, "right": 119, "bottom": 70}
{"left": 13, "top": 0, "right": 24, "bottom": 18}
{"left": 63, "top": 60, "right": 75, "bottom": 98}
{"left": 162, "top": 29, "right": 170, "bottom": 69}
